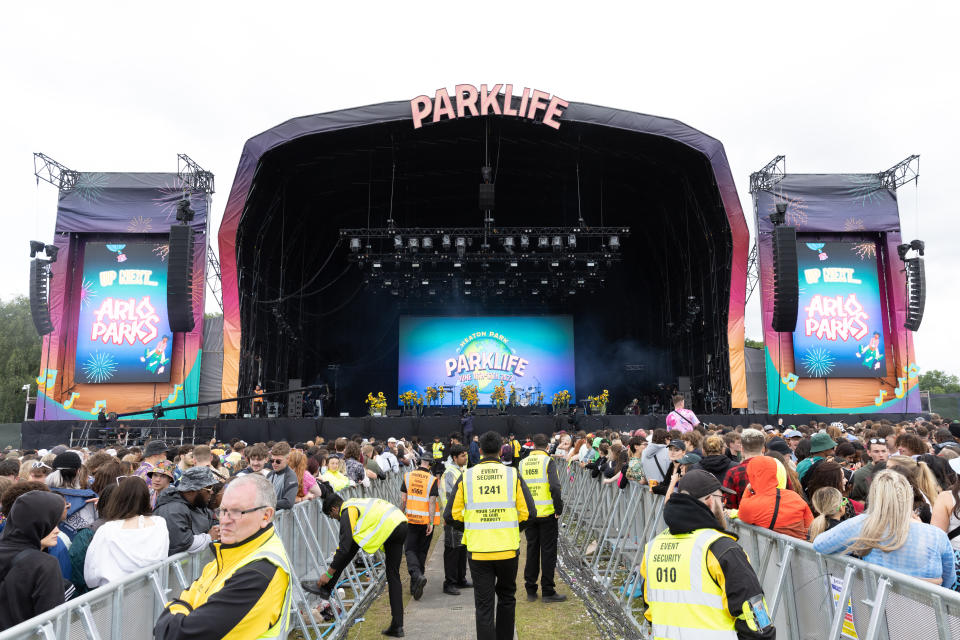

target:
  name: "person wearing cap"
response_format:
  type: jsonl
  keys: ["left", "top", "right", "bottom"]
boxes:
{"left": 303, "top": 494, "right": 408, "bottom": 637}
{"left": 400, "top": 454, "right": 441, "bottom": 600}
{"left": 519, "top": 434, "right": 565, "bottom": 603}
{"left": 147, "top": 461, "right": 176, "bottom": 509}
{"left": 797, "top": 433, "right": 837, "bottom": 482}
{"left": 135, "top": 439, "right": 169, "bottom": 485}
{"left": 155, "top": 474, "right": 293, "bottom": 640}
{"left": 783, "top": 429, "right": 803, "bottom": 452}
{"left": 47, "top": 451, "right": 98, "bottom": 539}
{"left": 651, "top": 439, "right": 687, "bottom": 496}
{"left": 641, "top": 470, "right": 774, "bottom": 640}
{"left": 153, "top": 466, "right": 220, "bottom": 555}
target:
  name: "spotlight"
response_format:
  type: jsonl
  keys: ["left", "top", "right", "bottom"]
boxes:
{"left": 465, "top": 290, "right": 472, "bottom": 296}
{"left": 909, "top": 239, "right": 925, "bottom": 256}
{"left": 394, "top": 235, "right": 403, "bottom": 250}
{"left": 349, "top": 237, "right": 361, "bottom": 253}
{"left": 43, "top": 245, "right": 59, "bottom": 263}
{"left": 568, "top": 289, "right": 576, "bottom": 295}
{"left": 29, "top": 240, "right": 45, "bottom": 258}
{"left": 538, "top": 236, "right": 549, "bottom": 250}
{"left": 391, "top": 289, "right": 399, "bottom": 296}
{"left": 411, "top": 262, "right": 420, "bottom": 269}
{"left": 453, "top": 262, "right": 462, "bottom": 268}
{"left": 586, "top": 260, "right": 596, "bottom": 268}
{"left": 421, "top": 279, "right": 429, "bottom": 285}
{"left": 532, "top": 289, "right": 540, "bottom": 296}
{"left": 422, "top": 237, "right": 433, "bottom": 250}
{"left": 520, "top": 234, "right": 530, "bottom": 250}
{"left": 509, "top": 261, "right": 518, "bottom": 268}
{"left": 408, "top": 237, "right": 419, "bottom": 252}
{"left": 552, "top": 236, "right": 562, "bottom": 252}
{"left": 456, "top": 236, "right": 466, "bottom": 257}
{"left": 175, "top": 199, "right": 195, "bottom": 223}
{"left": 372, "top": 262, "right": 382, "bottom": 269}
{"left": 503, "top": 236, "right": 515, "bottom": 253}
{"left": 429, "top": 288, "right": 436, "bottom": 296}
{"left": 608, "top": 235, "right": 620, "bottom": 251}
{"left": 464, "top": 279, "right": 472, "bottom": 285}
{"left": 769, "top": 202, "right": 787, "bottom": 226}
{"left": 498, "top": 279, "right": 506, "bottom": 285}
{"left": 152, "top": 405, "right": 165, "bottom": 419}
{"left": 540, "top": 278, "right": 548, "bottom": 285}
{"left": 442, "top": 234, "right": 452, "bottom": 250}
{"left": 567, "top": 234, "right": 576, "bottom": 248}
{"left": 550, "top": 261, "right": 560, "bottom": 268}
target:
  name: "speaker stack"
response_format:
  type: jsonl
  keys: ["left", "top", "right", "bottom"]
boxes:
{"left": 771, "top": 226, "right": 799, "bottom": 332}
{"left": 29, "top": 258, "right": 54, "bottom": 335}
{"left": 904, "top": 257, "right": 925, "bottom": 331}
{"left": 167, "top": 225, "right": 195, "bottom": 332}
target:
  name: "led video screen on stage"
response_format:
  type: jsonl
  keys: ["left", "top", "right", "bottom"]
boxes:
{"left": 793, "top": 240, "right": 886, "bottom": 378}
{"left": 398, "top": 316, "right": 576, "bottom": 403}
{"left": 74, "top": 241, "right": 172, "bottom": 384}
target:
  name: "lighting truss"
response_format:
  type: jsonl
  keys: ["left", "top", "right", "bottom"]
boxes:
{"left": 33, "top": 152, "right": 80, "bottom": 190}
{"left": 745, "top": 242, "right": 759, "bottom": 304}
{"left": 340, "top": 226, "right": 629, "bottom": 239}
{"left": 748, "top": 155, "right": 786, "bottom": 194}
{"left": 878, "top": 155, "right": 920, "bottom": 191}
{"left": 206, "top": 245, "right": 223, "bottom": 311}
{"left": 177, "top": 153, "right": 215, "bottom": 194}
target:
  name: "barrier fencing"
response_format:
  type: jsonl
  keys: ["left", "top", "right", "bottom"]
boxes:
{"left": 558, "top": 461, "right": 960, "bottom": 640}
{"left": 0, "top": 472, "right": 405, "bottom": 640}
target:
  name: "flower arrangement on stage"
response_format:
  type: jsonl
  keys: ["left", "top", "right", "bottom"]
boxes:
{"left": 366, "top": 392, "right": 387, "bottom": 416}
{"left": 587, "top": 389, "right": 610, "bottom": 416}
{"left": 399, "top": 390, "right": 423, "bottom": 415}
{"left": 508, "top": 384, "right": 518, "bottom": 407}
{"left": 425, "top": 386, "right": 440, "bottom": 406}
{"left": 491, "top": 383, "right": 506, "bottom": 412}
{"left": 460, "top": 384, "right": 479, "bottom": 410}
{"left": 552, "top": 390, "right": 571, "bottom": 414}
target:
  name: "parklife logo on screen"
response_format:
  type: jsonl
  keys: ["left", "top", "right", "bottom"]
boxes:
{"left": 444, "top": 331, "right": 529, "bottom": 392}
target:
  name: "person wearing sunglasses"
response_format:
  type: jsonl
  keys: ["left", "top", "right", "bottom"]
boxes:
{"left": 155, "top": 474, "right": 292, "bottom": 640}
{"left": 153, "top": 466, "right": 219, "bottom": 555}
{"left": 267, "top": 442, "right": 298, "bottom": 511}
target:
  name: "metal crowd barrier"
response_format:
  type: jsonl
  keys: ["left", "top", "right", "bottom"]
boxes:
{"left": 0, "top": 471, "right": 405, "bottom": 640}
{"left": 558, "top": 460, "right": 960, "bottom": 640}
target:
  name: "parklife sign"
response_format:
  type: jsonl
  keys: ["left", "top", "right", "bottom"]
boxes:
{"left": 411, "top": 84, "right": 568, "bottom": 130}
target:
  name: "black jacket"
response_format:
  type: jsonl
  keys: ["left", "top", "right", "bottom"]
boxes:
{"left": 651, "top": 493, "right": 775, "bottom": 640}
{"left": 153, "top": 488, "right": 217, "bottom": 555}
{"left": 0, "top": 491, "right": 74, "bottom": 631}
{"left": 696, "top": 455, "right": 736, "bottom": 485}
{"left": 267, "top": 466, "right": 299, "bottom": 510}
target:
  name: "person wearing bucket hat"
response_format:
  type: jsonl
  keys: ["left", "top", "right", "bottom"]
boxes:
{"left": 797, "top": 433, "right": 837, "bottom": 481}
{"left": 147, "top": 461, "right": 176, "bottom": 509}
{"left": 153, "top": 466, "right": 219, "bottom": 555}
{"left": 135, "top": 440, "right": 169, "bottom": 485}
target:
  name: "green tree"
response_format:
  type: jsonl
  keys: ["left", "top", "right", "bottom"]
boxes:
{"left": 744, "top": 337, "right": 764, "bottom": 350}
{"left": 919, "top": 370, "right": 960, "bottom": 394}
{"left": 0, "top": 297, "right": 43, "bottom": 422}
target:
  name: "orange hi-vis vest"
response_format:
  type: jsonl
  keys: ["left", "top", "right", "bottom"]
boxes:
{"left": 405, "top": 469, "right": 442, "bottom": 525}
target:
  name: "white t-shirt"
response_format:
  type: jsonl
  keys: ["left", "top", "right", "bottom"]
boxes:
{"left": 84, "top": 516, "right": 169, "bottom": 587}
{"left": 377, "top": 451, "right": 400, "bottom": 473}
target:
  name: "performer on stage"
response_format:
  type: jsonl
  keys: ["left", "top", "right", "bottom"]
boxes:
{"left": 252, "top": 384, "right": 265, "bottom": 418}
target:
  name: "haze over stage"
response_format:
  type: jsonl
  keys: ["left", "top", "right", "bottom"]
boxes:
{"left": 222, "top": 100, "right": 749, "bottom": 415}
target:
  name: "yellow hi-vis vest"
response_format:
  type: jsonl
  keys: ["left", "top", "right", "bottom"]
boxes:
{"left": 432, "top": 442, "right": 444, "bottom": 459}
{"left": 462, "top": 463, "right": 520, "bottom": 553}
{"left": 519, "top": 450, "right": 554, "bottom": 517}
{"left": 404, "top": 469, "right": 441, "bottom": 525}
{"left": 343, "top": 498, "right": 407, "bottom": 554}
{"left": 440, "top": 462, "right": 463, "bottom": 509}
{"left": 643, "top": 528, "right": 738, "bottom": 640}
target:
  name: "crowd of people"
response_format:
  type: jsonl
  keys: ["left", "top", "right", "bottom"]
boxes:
{"left": 0, "top": 407, "right": 959, "bottom": 637}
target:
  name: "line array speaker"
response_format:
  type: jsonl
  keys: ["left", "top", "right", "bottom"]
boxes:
{"left": 167, "top": 225, "right": 195, "bottom": 332}
{"left": 771, "top": 226, "right": 799, "bottom": 332}
{"left": 904, "top": 257, "right": 925, "bottom": 331}
{"left": 29, "top": 258, "right": 54, "bottom": 335}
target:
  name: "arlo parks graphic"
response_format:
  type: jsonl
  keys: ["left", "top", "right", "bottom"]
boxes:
{"left": 411, "top": 84, "right": 568, "bottom": 130}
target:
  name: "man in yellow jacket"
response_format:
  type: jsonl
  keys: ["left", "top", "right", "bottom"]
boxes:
{"left": 444, "top": 431, "right": 536, "bottom": 640}
{"left": 154, "top": 474, "right": 292, "bottom": 640}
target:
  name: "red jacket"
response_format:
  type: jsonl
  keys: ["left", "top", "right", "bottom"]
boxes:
{"left": 738, "top": 456, "right": 812, "bottom": 540}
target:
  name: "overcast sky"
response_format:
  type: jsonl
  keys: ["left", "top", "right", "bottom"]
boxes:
{"left": 2, "top": 2, "right": 958, "bottom": 374}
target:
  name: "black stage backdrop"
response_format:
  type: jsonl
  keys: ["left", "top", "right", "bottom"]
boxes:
{"left": 21, "top": 413, "right": 921, "bottom": 450}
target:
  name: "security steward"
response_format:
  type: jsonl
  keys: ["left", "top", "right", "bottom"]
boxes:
{"left": 519, "top": 433, "right": 566, "bottom": 603}
{"left": 440, "top": 444, "right": 472, "bottom": 595}
{"left": 445, "top": 431, "right": 535, "bottom": 640}
{"left": 641, "top": 469, "right": 775, "bottom": 640}
{"left": 401, "top": 455, "right": 440, "bottom": 600}
{"left": 154, "top": 474, "right": 292, "bottom": 639}
{"left": 431, "top": 435, "right": 445, "bottom": 476}
{"left": 303, "top": 495, "right": 408, "bottom": 638}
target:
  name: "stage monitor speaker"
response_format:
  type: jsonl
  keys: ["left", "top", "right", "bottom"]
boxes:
{"left": 167, "top": 224, "right": 195, "bottom": 333}
{"left": 771, "top": 226, "right": 799, "bottom": 332}
{"left": 904, "top": 257, "right": 925, "bottom": 331}
{"left": 287, "top": 379, "right": 303, "bottom": 418}
{"left": 29, "top": 258, "right": 54, "bottom": 335}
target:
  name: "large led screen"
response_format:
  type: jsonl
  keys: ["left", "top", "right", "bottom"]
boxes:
{"left": 793, "top": 240, "right": 886, "bottom": 378}
{"left": 398, "top": 316, "right": 576, "bottom": 403}
{"left": 74, "top": 241, "right": 172, "bottom": 384}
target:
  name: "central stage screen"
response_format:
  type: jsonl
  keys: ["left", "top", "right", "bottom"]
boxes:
{"left": 398, "top": 316, "right": 576, "bottom": 404}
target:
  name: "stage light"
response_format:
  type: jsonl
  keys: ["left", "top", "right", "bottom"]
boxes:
{"left": 496, "top": 289, "right": 504, "bottom": 295}
{"left": 373, "top": 262, "right": 382, "bottom": 268}
{"left": 540, "top": 278, "right": 548, "bottom": 285}
{"left": 509, "top": 261, "right": 518, "bottom": 268}
{"left": 464, "top": 279, "right": 472, "bottom": 285}
{"left": 769, "top": 202, "right": 787, "bottom": 226}
{"left": 538, "top": 236, "right": 549, "bottom": 250}
{"left": 520, "top": 234, "right": 530, "bottom": 250}
{"left": 456, "top": 236, "right": 466, "bottom": 257}
{"left": 465, "top": 289, "right": 472, "bottom": 295}
{"left": 532, "top": 289, "right": 540, "bottom": 296}
{"left": 442, "top": 234, "right": 452, "bottom": 251}
{"left": 577, "top": 278, "right": 585, "bottom": 285}
{"left": 552, "top": 236, "right": 562, "bottom": 252}
{"left": 422, "top": 237, "right": 433, "bottom": 250}
{"left": 421, "top": 279, "right": 429, "bottom": 285}
{"left": 384, "top": 279, "right": 393, "bottom": 286}
{"left": 568, "top": 289, "right": 576, "bottom": 295}
{"left": 29, "top": 240, "right": 45, "bottom": 258}
{"left": 175, "top": 199, "right": 195, "bottom": 224}
{"left": 411, "top": 262, "right": 420, "bottom": 269}
{"left": 498, "top": 279, "right": 506, "bottom": 285}
{"left": 586, "top": 260, "right": 596, "bottom": 268}
{"left": 429, "top": 288, "right": 436, "bottom": 296}
{"left": 567, "top": 234, "right": 576, "bottom": 248}
{"left": 550, "top": 261, "right": 560, "bottom": 268}
{"left": 349, "top": 237, "right": 361, "bottom": 252}
{"left": 394, "top": 235, "right": 403, "bottom": 250}
{"left": 608, "top": 235, "right": 620, "bottom": 251}
{"left": 43, "top": 245, "right": 59, "bottom": 263}
{"left": 503, "top": 236, "right": 515, "bottom": 253}
{"left": 453, "top": 262, "right": 462, "bottom": 268}
{"left": 408, "top": 237, "right": 419, "bottom": 252}
{"left": 391, "top": 289, "right": 399, "bottom": 296}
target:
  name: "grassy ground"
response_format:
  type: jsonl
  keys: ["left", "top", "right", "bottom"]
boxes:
{"left": 343, "top": 524, "right": 604, "bottom": 640}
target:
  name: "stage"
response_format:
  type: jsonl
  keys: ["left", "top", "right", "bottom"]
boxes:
{"left": 19, "top": 412, "right": 917, "bottom": 450}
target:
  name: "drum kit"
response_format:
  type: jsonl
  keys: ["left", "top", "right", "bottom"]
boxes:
{"left": 518, "top": 385, "right": 543, "bottom": 407}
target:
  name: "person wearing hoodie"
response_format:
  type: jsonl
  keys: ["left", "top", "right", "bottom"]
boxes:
{"left": 737, "top": 455, "right": 813, "bottom": 540}
{"left": 0, "top": 490, "right": 75, "bottom": 631}
{"left": 695, "top": 435, "right": 736, "bottom": 484}
{"left": 641, "top": 470, "right": 774, "bottom": 640}
{"left": 641, "top": 429, "right": 672, "bottom": 485}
